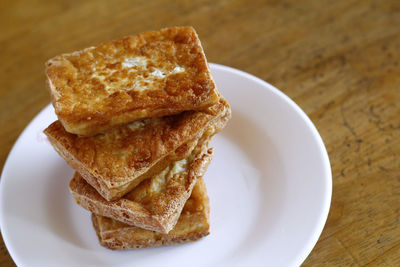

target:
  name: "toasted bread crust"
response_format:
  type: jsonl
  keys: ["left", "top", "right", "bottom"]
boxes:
{"left": 70, "top": 140, "right": 212, "bottom": 233}
{"left": 91, "top": 178, "right": 210, "bottom": 250}
{"left": 45, "top": 26, "right": 219, "bottom": 136}
{"left": 45, "top": 97, "right": 231, "bottom": 201}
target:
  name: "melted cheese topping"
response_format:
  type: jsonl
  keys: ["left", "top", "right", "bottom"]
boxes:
{"left": 149, "top": 158, "right": 188, "bottom": 193}
{"left": 122, "top": 56, "right": 148, "bottom": 68}
{"left": 89, "top": 56, "right": 186, "bottom": 93}
{"left": 127, "top": 120, "right": 146, "bottom": 131}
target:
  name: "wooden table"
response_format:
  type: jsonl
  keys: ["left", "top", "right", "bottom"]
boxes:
{"left": 1, "top": 0, "right": 399, "bottom": 266}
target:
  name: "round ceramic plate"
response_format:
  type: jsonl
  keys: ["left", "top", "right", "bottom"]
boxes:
{"left": 0, "top": 63, "right": 331, "bottom": 267}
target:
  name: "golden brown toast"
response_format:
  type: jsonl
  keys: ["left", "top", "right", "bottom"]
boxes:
{"left": 45, "top": 26, "right": 219, "bottom": 136}
{"left": 70, "top": 134, "right": 212, "bottom": 233}
{"left": 91, "top": 177, "right": 210, "bottom": 250}
{"left": 44, "top": 97, "right": 230, "bottom": 201}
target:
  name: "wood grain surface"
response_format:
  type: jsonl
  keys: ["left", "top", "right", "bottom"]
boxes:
{"left": 1, "top": 0, "right": 399, "bottom": 266}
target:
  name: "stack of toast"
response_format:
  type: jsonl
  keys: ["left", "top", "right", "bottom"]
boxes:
{"left": 43, "top": 27, "right": 231, "bottom": 250}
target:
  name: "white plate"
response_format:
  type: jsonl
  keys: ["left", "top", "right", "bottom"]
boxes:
{"left": 0, "top": 63, "right": 331, "bottom": 267}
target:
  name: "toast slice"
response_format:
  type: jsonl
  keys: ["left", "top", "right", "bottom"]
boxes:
{"left": 44, "top": 97, "right": 230, "bottom": 201}
{"left": 91, "top": 177, "right": 210, "bottom": 250}
{"left": 70, "top": 133, "right": 212, "bottom": 233}
{"left": 45, "top": 26, "right": 219, "bottom": 136}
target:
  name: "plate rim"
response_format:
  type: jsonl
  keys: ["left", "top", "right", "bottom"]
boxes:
{"left": 210, "top": 63, "right": 332, "bottom": 266}
{"left": 0, "top": 63, "right": 332, "bottom": 267}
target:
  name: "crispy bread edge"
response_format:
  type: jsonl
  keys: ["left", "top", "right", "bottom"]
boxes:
{"left": 44, "top": 123, "right": 198, "bottom": 201}
{"left": 70, "top": 147, "right": 213, "bottom": 233}
{"left": 91, "top": 213, "right": 210, "bottom": 250}
{"left": 91, "top": 177, "right": 210, "bottom": 250}
{"left": 44, "top": 96, "right": 231, "bottom": 201}
{"left": 45, "top": 27, "right": 220, "bottom": 136}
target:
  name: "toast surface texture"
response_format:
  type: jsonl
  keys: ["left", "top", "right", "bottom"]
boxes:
{"left": 70, "top": 136, "right": 213, "bottom": 233}
{"left": 44, "top": 97, "right": 231, "bottom": 201}
{"left": 91, "top": 177, "right": 210, "bottom": 250}
{"left": 45, "top": 26, "right": 219, "bottom": 136}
